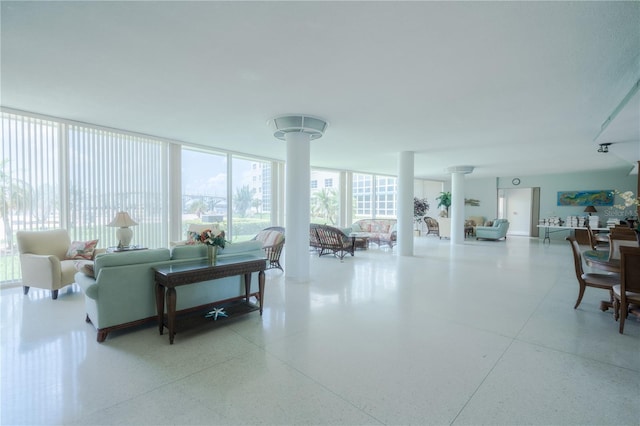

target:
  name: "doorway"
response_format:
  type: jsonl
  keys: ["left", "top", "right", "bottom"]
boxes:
{"left": 499, "top": 187, "right": 540, "bottom": 237}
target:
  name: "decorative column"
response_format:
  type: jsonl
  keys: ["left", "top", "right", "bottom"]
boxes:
{"left": 397, "top": 151, "right": 414, "bottom": 256}
{"left": 447, "top": 166, "right": 474, "bottom": 244}
{"left": 269, "top": 115, "right": 328, "bottom": 282}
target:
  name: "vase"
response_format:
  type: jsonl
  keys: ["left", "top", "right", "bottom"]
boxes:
{"left": 207, "top": 245, "right": 218, "bottom": 265}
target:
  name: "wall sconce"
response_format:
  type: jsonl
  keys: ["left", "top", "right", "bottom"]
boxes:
{"left": 107, "top": 211, "right": 138, "bottom": 248}
{"left": 597, "top": 143, "right": 611, "bottom": 153}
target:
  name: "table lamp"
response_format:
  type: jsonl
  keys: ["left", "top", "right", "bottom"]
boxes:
{"left": 584, "top": 206, "right": 597, "bottom": 216}
{"left": 108, "top": 211, "right": 138, "bottom": 247}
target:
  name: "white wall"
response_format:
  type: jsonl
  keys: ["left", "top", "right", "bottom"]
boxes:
{"left": 465, "top": 177, "right": 499, "bottom": 223}
{"left": 497, "top": 168, "right": 637, "bottom": 240}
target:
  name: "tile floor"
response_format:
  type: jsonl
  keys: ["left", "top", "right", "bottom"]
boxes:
{"left": 1, "top": 236, "right": 639, "bottom": 425}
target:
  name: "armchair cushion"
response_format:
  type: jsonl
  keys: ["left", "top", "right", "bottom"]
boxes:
{"left": 65, "top": 239, "right": 99, "bottom": 260}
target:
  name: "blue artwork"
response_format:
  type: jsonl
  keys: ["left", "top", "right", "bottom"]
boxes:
{"left": 557, "top": 190, "right": 614, "bottom": 206}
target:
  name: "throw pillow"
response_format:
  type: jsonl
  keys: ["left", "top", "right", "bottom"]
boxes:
{"left": 74, "top": 260, "right": 95, "bottom": 277}
{"left": 66, "top": 239, "right": 99, "bottom": 260}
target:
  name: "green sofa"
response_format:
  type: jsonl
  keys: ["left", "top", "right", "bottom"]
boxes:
{"left": 75, "top": 241, "right": 264, "bottom": 342}
{"left": 475, "top": 219, "right": 510, "bottom": 241}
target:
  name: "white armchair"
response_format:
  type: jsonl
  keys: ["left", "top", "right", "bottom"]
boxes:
{"left": 16, "top": 229, "right": 77, "bottom": 300}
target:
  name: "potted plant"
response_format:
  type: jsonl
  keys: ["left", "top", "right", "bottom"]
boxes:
{"left": 436, "top": 191, "right": 451, "bottom": 217}
{"left": 413, "top": 197, "right": 429, "bottom": 235}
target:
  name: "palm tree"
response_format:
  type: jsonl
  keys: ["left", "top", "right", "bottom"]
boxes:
{"left": 436, "top": 191, "right": 451, "bottom": 216}
{"left": 311, "top": 188, "right": 338, "bottom": 225}
{"left": 1, "top": 160, "right": 32, "bottom": 248}
{"left": 234, "top": 185, "right": 253, "bottom": 217}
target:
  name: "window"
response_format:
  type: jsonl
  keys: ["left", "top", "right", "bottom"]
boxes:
{"left": 352, "top": 173, "right": 397, "bottom": 219}
{"left": 231, "top": 157, "right": 271, "bottom": 241}
{"left": 375, "top": 176, "right": 397, "bottom": 218}
{"left": 353, "top": 173, "right": 373, "bottom": 218}
{"left": 1, "top": 111, "right": 168, "bottom": 283}
{"left": 311, "top": 170, "right": 340, "bottom": 225}
{"left": 182, "top": 148, "right": 227, "bottom": 237}
{"left": 68, "top": 125, "right": 166, "bottom": 247}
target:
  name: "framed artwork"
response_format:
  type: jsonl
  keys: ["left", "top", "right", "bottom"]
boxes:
{"left": 557, "top": 190, "right": 614, "bottom": 206}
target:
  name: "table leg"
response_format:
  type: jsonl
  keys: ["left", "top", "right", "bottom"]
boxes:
{"left": 166, "top": 287, "right": 176, "bottom": 344}
{"left": 258, "top": 270, "right": 265, "bottom": 315}
{"left": 244, "top": 272, "right": 251, "bottom": 303}
{"left": 155, "top": 281, "right": 165, "bottom": 335}
{"left": 544, "top": 227, "right": 550, "bottom": 244}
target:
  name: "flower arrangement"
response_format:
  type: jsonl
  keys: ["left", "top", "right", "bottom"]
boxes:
{"left": 613, "top": 190, "right": 640, "bottom": 210}
{"left": 198, "top": 229, "right": 226, "bottom": 248}
{"left": 613, "top": 190, "right": 640, "bottom": 232}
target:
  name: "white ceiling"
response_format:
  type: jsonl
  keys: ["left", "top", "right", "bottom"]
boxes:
{"left": 2, "top": 1, "right": 639, "bottom": 181}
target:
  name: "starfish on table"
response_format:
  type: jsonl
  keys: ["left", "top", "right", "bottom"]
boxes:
{"left": 205, "top": 307, "right": 228, "bottom": 320}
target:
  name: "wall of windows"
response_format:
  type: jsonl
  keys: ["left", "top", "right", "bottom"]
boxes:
{"left": 1, "top": 111, "right": 168, "bottom": 283}
{"left": 1, "top": 108, "right": 409, "bottom": 284}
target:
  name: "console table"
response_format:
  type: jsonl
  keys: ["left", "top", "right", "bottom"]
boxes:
{"left": 154, "top": 255, "right": 266, "bottom": 344}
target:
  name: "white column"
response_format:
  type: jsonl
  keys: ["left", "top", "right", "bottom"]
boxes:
{"left": 397, "top": 151, "right": 414, "bottom": 256}
{"left": 450, "top": 172, "right": 465, "bottom": 244}
{"left": 285, "top": 132, "right": 311, "bottom": 282}
{"left": 447, "top": 166, "right": 474, "bottom": 244}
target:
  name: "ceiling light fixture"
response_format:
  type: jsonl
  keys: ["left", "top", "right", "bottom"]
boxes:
{"left": 268, "top": 115, "right": 328, "bottom": 141}
{"left": 597, "top": 143, "right": 611, "bottom": 153}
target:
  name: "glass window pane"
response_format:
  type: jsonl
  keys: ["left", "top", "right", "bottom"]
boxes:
{"left": 310, "top": 170, "right": 340, "bottom": 225}
{"left": 353, "top": 173, "right": 372, "bottom": 219}
{"left": 182, "top": 149, "right": 227, "bottom": 238}
{"left": 231, "top": 157, "right": 271, "bottom": 241}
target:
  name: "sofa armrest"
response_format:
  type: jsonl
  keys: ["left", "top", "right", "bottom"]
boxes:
{"left": 75, "top": 272, "right": 99, "bottom": 300}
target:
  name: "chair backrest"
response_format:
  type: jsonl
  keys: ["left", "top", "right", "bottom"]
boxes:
{"left": 253, "top": 228, "right": 285, "bottom": 247}
{"left": 620, "top": 246, "right": 640, "bottom": 295}
{"left": 566, "top": 236, "right": 586, "bottom": 283}
{"left": 610, "top": 226, "right": 636, "bottom": 238}
{"left": 608, "top": 233, "right": 639, "bottom": 260}
{"left": 424, "top": 217, "right": 438, "bottom": 230}
{"left": 585, "top": 223, "right": 598, "bottom": 250}
{"left": 16, "top": 229, "right": 71, "bottom": 260}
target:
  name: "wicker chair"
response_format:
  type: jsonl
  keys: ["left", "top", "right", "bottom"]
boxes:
{"left": 423, "top": 217, "right": 439, "bottom": 237}
{"left": 252, "top": 227, "right": 285, "bottom": 271}
{"left": 309, "top": 224, "right": 355, "bottom": 260}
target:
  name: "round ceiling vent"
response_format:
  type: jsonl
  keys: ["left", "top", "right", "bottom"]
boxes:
{"left": 268, "top": 115, "right": 328, "bottom": 141}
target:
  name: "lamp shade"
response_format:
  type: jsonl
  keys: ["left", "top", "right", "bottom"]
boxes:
{"left": 584, "top": 206, "right": 597, "bottom": 213}
{"left": 107, "top": 212, "right": 138, "bottom": 227}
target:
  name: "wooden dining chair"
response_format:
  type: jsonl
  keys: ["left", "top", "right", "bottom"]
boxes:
{"left": 608, "top": 232, "right": 639, "bottom": 261}
{"left": 612, "top": 246, "right": 640, "bottom": 334}
{"left": 566, "top": 236, "right": 619, "bottom": 310}
{"left": 585, "top": 224, "right": 608, "bottom": 251}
